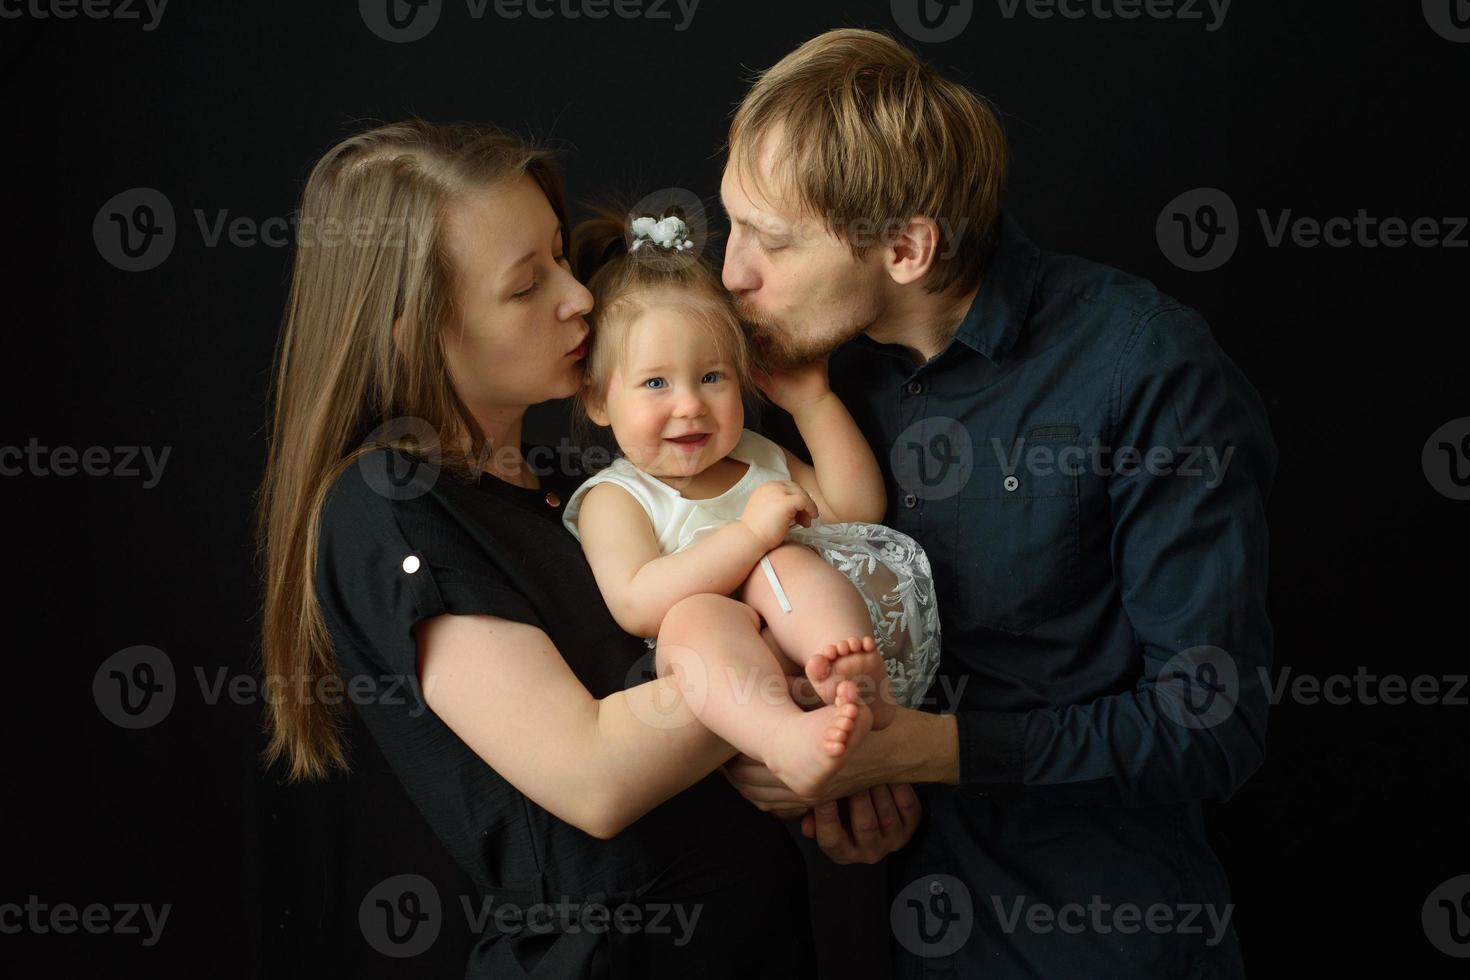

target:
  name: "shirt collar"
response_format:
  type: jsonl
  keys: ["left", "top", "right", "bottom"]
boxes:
{"left": 950, "top": 212, "right": 1041, "bottom": 364}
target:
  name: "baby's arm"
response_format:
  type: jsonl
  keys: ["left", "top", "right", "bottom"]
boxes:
{"left": 762, "top": 360, "right": 885, "bottom": 523}
{"left": 577, "top": 481, "right": 812, "bottom": 637}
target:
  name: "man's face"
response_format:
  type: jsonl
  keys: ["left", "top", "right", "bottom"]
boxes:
{"left": 719, "top": 131, "right": 887, "bottom": 367}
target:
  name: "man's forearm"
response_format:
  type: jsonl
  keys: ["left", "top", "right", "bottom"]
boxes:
{"left": 832, "top": 706, "right": 961, "bottom": 798}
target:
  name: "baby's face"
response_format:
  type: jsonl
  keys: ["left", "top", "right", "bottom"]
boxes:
{"left": 597, "top": 305, "right": 745, "bottom": 483}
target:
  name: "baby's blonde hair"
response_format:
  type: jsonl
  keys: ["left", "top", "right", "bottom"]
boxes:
{"left": 570, "top": 203, "right": 757, "bottom": 434}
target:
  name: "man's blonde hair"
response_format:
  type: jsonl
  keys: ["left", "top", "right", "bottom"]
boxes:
{"left": 728, "top": 28, "right": 1007, "bottom": 295}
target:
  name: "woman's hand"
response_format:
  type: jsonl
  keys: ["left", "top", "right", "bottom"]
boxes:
{"left": 800, "top": 784, "right": 923, "bottom": 865}
{"left": 753, "top": 356, "right": 834, "bottom": 417}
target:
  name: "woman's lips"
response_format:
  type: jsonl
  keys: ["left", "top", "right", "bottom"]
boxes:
{"left": 567, "top": 340, "right": 588, "bottom": 358}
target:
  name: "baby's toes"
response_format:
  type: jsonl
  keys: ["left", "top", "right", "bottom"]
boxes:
{"left": 805, "top": 650, "right": 836, "bottom": 684}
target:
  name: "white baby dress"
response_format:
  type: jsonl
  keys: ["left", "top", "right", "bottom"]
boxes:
{"left": 562, "top": 429, "right": 941, "bottom": 708}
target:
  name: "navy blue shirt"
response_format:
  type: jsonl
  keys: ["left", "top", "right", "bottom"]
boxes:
{"left": 764, "top": 214, "right": 1276, "bottom": 978}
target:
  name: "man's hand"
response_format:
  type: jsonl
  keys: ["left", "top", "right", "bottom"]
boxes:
{"left": 800, "top": 783, "right": 922, "bottom": 865}
{"left": 723, "top": 692, "right": 960, "bottom": 806}
{"left": 720, "top": 752, "right": 923, "bottom": 862}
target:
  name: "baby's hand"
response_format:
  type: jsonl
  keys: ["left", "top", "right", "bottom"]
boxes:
{"left": 753, "top": 356, "right": 833, "bottom": 417}
{"left": 739, "top": 480, "right": 818, "bottom": 551}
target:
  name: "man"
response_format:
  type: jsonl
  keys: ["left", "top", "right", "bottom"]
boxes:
{"left": 720, "top": 28, "right": 1276, "bottom": 979}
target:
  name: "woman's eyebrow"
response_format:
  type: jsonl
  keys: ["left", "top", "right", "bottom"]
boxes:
{"left": 502, "top": 223, "right": 562, "bottom": 278}
{"left": 500, "top": 250, "right": 537, "bottom": 281}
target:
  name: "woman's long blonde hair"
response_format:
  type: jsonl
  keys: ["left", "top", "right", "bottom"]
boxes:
{"left": 255, "top": 120, "right": 569, "bottom": 781}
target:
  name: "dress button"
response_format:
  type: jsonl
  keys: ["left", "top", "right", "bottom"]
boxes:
{"left": 1003, "top": 476, "right": 1019, "bottom": 492}
{"left": 903, "top": 492, "right": 918, "bottom": 508}
{"left": 544, "top": 490, "right": 561, "bottom": 508}
{"left": 401, "top": 555, "right": 421, "bottom": 574}
{"left": 906, "top": 381, "right": 924, "bottom": 395}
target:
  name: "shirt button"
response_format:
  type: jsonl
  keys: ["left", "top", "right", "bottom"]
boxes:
{"left": 1003, "top": 476, "right": 1019, "bottom": 492}
{"left": 401, "top": 555, "right": 421, "bottom": 574}
{"left": 903, "top": 492, "right": 918, "bottom": 508}
{"left": 906, "top": 381, "right": 924, "bottom": 395}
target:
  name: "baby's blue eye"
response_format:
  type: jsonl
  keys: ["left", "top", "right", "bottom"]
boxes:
{"left": 702, "top": 371, "right": 723, "bottom": 384}
{"left": 642, "top": 377, "right": 667, "bottom": 390}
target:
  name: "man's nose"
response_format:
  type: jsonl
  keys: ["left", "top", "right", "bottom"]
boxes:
{"left": 722, "top": 241, "right": 758, "bottom": 294}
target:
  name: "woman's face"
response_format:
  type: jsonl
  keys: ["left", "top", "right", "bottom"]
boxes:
{"left": 439, "top": 174, "right": 592, "bottom": 420}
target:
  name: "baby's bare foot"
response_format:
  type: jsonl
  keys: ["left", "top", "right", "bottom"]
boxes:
{"left": 804, "top": 635, "right": 872, "bottom": 694}
{"left": 762, "top": 680, "right": 873, "bottom": 798}
{"left": 805, "top": 636, "right": 896, "bottom": 730}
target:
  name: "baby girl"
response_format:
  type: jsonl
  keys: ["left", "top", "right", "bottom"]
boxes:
{"left": 562, "top": 209, "right": 938, "bottom": 798}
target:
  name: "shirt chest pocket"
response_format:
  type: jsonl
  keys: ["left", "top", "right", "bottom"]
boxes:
{"left": 948, "top": 432, "right": 1082, "bottom": 635}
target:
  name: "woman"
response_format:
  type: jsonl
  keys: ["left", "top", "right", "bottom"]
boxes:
{"left": 254, "top": 119, "right": 914, "bottom": 977}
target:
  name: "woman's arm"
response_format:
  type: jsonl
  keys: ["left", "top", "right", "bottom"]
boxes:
{"left": 415, "top": 608, "right": 737, "bottom": 840}
{"left": 576, "top": 480, "right": 813, "bottom": 637}
{"left": 758, "top": 359, "right": 885, "bottom": 524}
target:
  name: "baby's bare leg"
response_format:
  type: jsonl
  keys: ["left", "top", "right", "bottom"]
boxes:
{"left": 656, "top": 594, "right": 872, "bottom": 798}
{"left": 739, "top": 543, "right": 897, "bottom": 729}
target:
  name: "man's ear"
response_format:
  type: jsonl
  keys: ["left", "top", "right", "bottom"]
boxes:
{"left": 885, "top": 216, "right": 943, "bottom": 286}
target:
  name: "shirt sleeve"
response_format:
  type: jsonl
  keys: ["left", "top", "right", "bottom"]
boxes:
{"left": 315, "top": 452, "right": 543, "bottom": 682}
{"left": 956, "top": 307, "right": 1278, "bottom": 806}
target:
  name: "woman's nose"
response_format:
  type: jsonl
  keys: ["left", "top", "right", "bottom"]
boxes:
{"left": 560, "top": 274, "right": 594, "bottom": 320}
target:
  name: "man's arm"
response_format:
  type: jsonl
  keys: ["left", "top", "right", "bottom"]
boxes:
{"left": 723, "top": 698, "right": 959, "bottom": 806}
{"left": 952, "top": 306, "right": 1278, "bottom": 805}
{"left": 731, "top": 306, "right": 1277, "bottom": 808}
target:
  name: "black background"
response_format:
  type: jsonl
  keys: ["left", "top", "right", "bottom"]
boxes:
{"left": 3, "top": 0, "right": 1467, "bottom": 975}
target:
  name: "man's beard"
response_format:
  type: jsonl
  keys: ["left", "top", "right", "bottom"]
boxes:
{"left": 734, "top": 295, "right": 869, "bottom": 369}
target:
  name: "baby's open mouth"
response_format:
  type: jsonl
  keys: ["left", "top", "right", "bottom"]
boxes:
{"left": 666, "top": 433, "right": 710, "bottom": 449}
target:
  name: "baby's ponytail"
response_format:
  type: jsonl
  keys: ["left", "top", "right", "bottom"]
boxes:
{"left": 570, "top": 204, "right": 631, "bottom": 287}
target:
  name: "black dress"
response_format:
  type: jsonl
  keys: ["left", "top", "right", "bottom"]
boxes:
{"left": 315, "top": 446, "right": 816, "bottom": 978}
